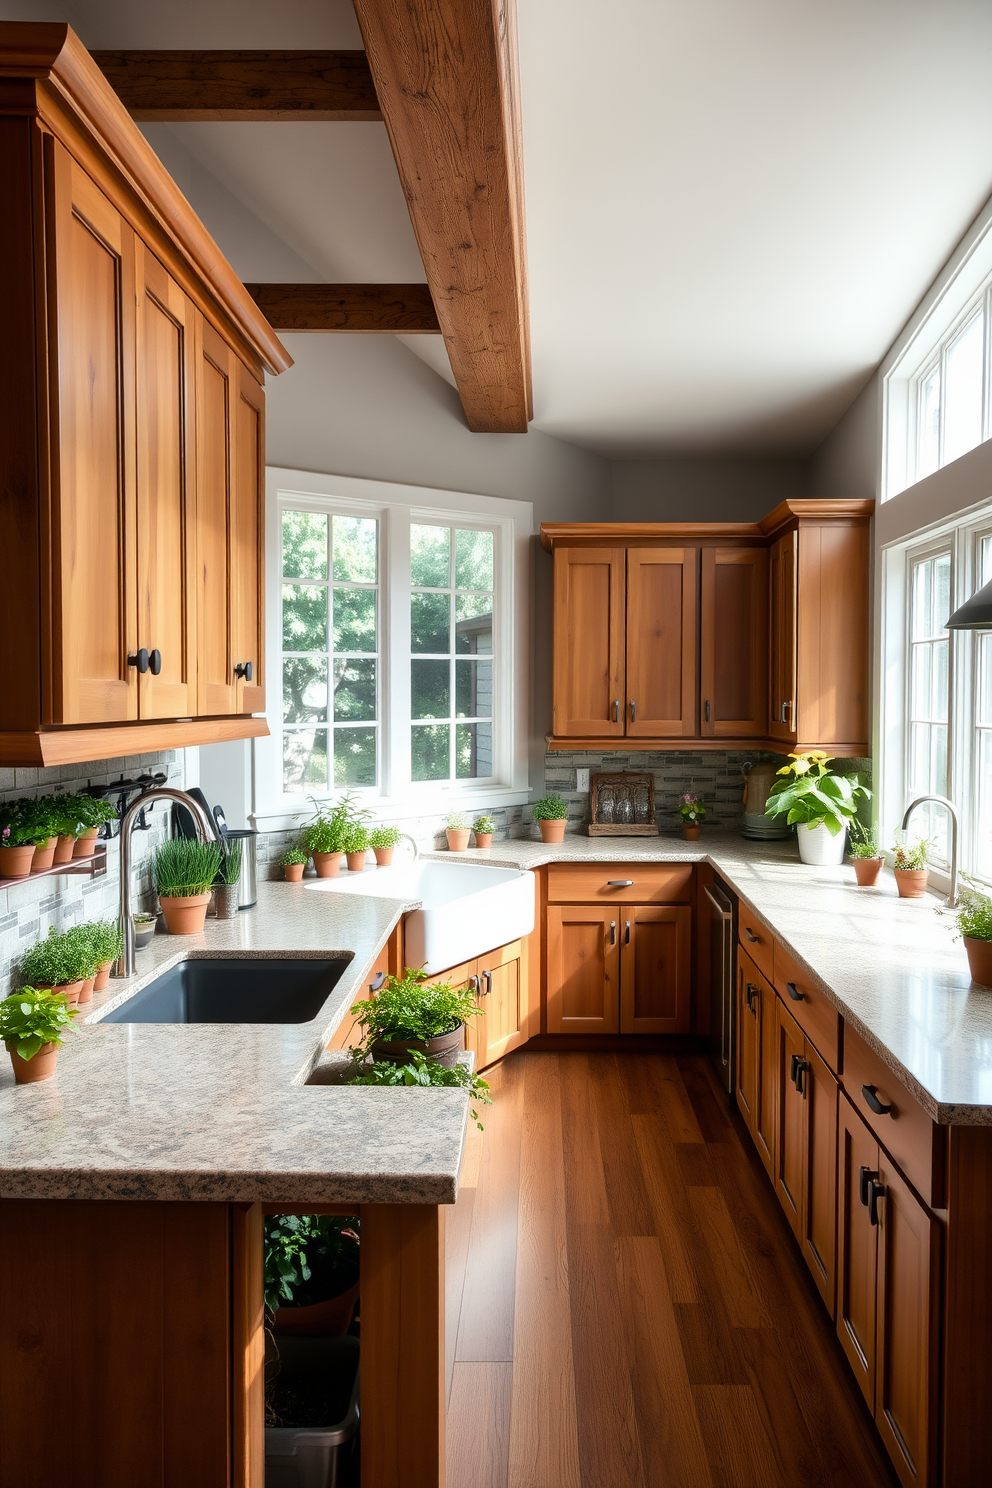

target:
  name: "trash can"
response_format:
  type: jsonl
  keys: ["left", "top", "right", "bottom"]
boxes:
{"left": 265, "top": 1333, "right": 359, "bottom": 1488}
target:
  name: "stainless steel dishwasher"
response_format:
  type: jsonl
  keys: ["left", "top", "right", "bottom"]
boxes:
{"left": 705, "top": 876, "right": 737, "bottom": 1094}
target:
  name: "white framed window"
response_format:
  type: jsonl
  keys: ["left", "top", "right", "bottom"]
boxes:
{"left": 906, "top": 547, "right": 952, "bottom": 857}
{"left": 255, "top": 468, "right": 532, "bottom": 825}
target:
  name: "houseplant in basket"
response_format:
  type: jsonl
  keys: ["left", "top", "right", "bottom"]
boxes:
{"left": 71, "top": 795, "right": 116, "bottom": 858}
{"left": 369, "top": 824, "right": 401, "bottom": 866}
{"left": 17, "top": 927, "right": 92, "bottom": 1005}
{"left": 212, "top": 838, "right": 243, "bottom": 919}
{"left": 678, "top": 791, "right": 706, "bottom": 841}
{"left": 154, "top": 838, "right": 222, "bottom": 934}
{"left": 344, "top": 824, "right": 369, "bottom": 873}
{"left": 0, "top": 986, "right": 77, "bottom": 1084}
{"left": 282, "top": 847, "right": 308, "bottom": 883}
{"left": 891, "top": 832, "right": 931, "bottom": 898}
{"left": 473, "top": 814, "right": 495, "bottom": 849}
{"left": 348, "top": 1049, "right": 492, "bottom": 1129}
{"left": 445, "top": 812, "right": 471, "bottom": 851}
{"left": 348, "top": 967, "right": 481, "bottom": 1069}
{"left": 264, "top": 1213, "right": 361, "bottom": 1335}
{"left": 764, "top": 752, "right": 870, "bottom": 865}
{"left": 848, "top": 821, "right": 883, "bottom": 886}
{"left": 532, "top": 793, "right": 568, "bottom": 843}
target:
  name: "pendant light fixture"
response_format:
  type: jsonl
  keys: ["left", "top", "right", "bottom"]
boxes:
{"left": 946, "top": 580, "right": 992, "bottom": 630}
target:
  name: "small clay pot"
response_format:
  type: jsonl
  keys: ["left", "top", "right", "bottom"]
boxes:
{"left": 212, "top": 883, "right": 240, "bottom": 920}
{"left": 964, "top": 937, "right": 992, "bottom": 987}
{"left": 93, "top": 961, "right": 113, "bottom": 992}
{"left": 31, "top": 838, "right": 58, "bottom": 872}
{"left": 34, "top": 980, "right": 84, "bottom": 1007}
{"left": 538, "top": 819, "right": 567, "bottom": 843}
{"left": 895, "top": 868, "right": 928, "bottom": 899}
{"left": 474, "top": 832, "right": 493, "bottom": 849}
{"left": 0, "top": 844, "right": 35, "bottom": 878}
{"left": 853, "top": 857, "right": 883, "bottom": 887}
{"left": 311, "top": 851, "right": 343, "bottom": 879}
{"left": 72, "top": 828, "right": 99, "bottom": 859}
{"left": 77, "top": 976, "right": 96, "bottom": 1005}
{"left": 159, "top": 892, "right": 212, "bottom": 934}
{"left": 682, "top": 823, "right": 701, "bottom": 841}
{"left": 346, "top": 851, "right": 368, "bottom": 873}
{"left": 284, "top": 862, "right": 305, "bottom": 883}
{"left": 53, "top": 835, "right": 76, "bottom": 865}
{"left": 373, "top": 847, "right": 395, "bottom": 867}
{"left": 273, "top": 1280, "right": 360, "bottom": 1337}
{"left": 7, "top": 1042, "right": 59, "bottom": 1084}
{"left": 446, "top": 829, "right": 471, "bottom": 851}
{"left": 370, "top": 1022, "right": 465, "bottom": 1070}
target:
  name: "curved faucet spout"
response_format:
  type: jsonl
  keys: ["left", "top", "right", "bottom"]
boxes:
{"left": 901, "top": 794, "right": 959, "bottom": 907}
{"left": 114, "top": 787, "right": 221, "bottom": 978}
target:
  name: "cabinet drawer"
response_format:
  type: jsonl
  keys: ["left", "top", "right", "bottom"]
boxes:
{"left": 772, "top": 939, "right": 840, "bottom": 1070}
{"left": 842, "top": 1024, "right": 943, "bottom": 1208}
{"left": 546, "top": 864, "right": 692, "bottom": 904}
{"left": 738, "top": 913, "right": 774, "bottom": 983}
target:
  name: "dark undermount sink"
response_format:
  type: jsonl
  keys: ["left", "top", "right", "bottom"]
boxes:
{"left": 98, "top": 957, "right": 353, "bottom": 1025}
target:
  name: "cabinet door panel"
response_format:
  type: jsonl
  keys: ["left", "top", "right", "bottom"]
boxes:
{"left": 552, "top": 547, "right": 625, "bottom": 737}
{"left": 837, "top": 1095, "right": 878, "bottom": 1410}
{"left": 774, "top": 996, "right": 805, "bottom": 1238}
{"left": 700, "top": 547, "right": 768, "bottom": 737}
{"left": 875, "top": 1158, "right": 939, "bottom": 1488}
{"left": 768, "top": 530, "right": 797, "bottom": 743}
{"left": 753, "top": 970, "right": 777, "bottom": 1180}
{"left": 802, "top": 1040, "right": 838, "bottom": 1316}
{"left": 620, "top": 905, "right": 691, "bottom": 1033}
{"left": 625, "top": 547, "right": 697, "bottom": 737}
{"left": 478, "top": 941, "right": 525, "bottom": 1066}
{"left": 736, "top": 949, "right": 760, "bottom": 1134}
{"left": 546, "top": 906, "right": 619, "bottom": 1033}
{"left": 195, "top": 319, "right": 237, "bottom": 715}
{"left": 49, "top": 144, "right": 136, "bottom": 724}
{"left": 232, "top": 362, "right": 265, "bottom": 713}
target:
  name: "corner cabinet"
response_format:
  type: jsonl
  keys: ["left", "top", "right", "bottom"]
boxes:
{"left": 0, "top": 24, "right": 289, "bottom": 766}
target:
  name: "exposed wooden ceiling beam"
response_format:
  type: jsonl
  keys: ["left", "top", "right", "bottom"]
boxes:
{"left": 91, "top": 50, "right": 381, "bottom": 121}
{"left": 244, "top": 283, "right": 440, "bottom": 333}
{"left": 353, "top": 0, "right": 532, "bottom": 433}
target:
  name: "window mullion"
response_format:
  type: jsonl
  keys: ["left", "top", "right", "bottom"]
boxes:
{"left": 386, "top": 507, "right": 412, "bottom": 797}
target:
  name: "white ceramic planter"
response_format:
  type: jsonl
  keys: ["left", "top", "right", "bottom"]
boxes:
{"left": 797, "top": 820, "right": 847, "bottom": 866}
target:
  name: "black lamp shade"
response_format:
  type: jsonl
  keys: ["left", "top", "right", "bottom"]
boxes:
{"left": 946, "top": 579, "right": 992, "bottom": 631}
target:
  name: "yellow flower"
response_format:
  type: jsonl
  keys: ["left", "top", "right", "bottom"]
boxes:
{"left": 790, "top": 758, "right": 811, "bottom": 776}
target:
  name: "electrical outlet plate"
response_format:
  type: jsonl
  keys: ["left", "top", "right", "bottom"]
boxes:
{"left": 576, "top": 768, "right": 590, "bottom": 792}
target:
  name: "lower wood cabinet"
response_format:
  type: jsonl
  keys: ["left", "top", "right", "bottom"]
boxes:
{"left": 424, "top": 941, "right": 529, "bottom": 1070}
{"left": 546, "top": 902, "right": 691, "bottom": 1034}
{"left": 736, "top": 948, "right": 776, "bottom": 1179}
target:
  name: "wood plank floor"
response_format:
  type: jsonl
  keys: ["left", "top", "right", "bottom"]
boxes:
{"left": 445, "top": 1051, "right": 897, "bottom": 1488}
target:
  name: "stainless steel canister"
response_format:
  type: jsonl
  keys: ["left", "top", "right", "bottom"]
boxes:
{"left": 224, "top": 828, "right": 258, "bottom": 909}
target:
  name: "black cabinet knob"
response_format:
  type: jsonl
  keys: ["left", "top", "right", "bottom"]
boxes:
{"left": 149, "top": 649, "right": 162, "bottom": 676}
{"left": 128, "top": 649, "right": 150, "bottom": 674}
{"left": 234, "top": 660, "right": 253, "bottom": 681}
{"left": 861, "top": 1084, "right": 893, "bottom": 1116}
{"left": 785, "top": 981, "right": 805, "bottom": 1001}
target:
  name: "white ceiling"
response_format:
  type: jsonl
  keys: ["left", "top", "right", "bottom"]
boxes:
{"left": 7, "top": 0, "right": 992, "bottom": 456}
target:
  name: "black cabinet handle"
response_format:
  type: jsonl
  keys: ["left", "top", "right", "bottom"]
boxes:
{"left": 745, "top": 982, "right": 758, "bottom": 1013}
{"left": 613, "top": 699, "right": 620, "bottom": 722}
{"left": 624, "top": 919, "right": 631, "bottom": 945}
{"left": 744, "top": 928, "right": 759, "bottom": 943}
{"left": 370, "top": 971, "right": 387, "bottom": 992}
{"left": 609, "top": 920, "right": 617, "bottom": 946}
{"left": 607, "top": 879, "right": 634, "bottom": 887}
{"left": 790, "top": 1053, "right": 809, "bottom": 1094}
{"left": 235, "top": 660, "right": 253, "bottom": 681}
{"left": 785, "top": 981, "right": 805, "bottom": 1002}
{"left": 861, "top": 1084, "right": 893, "bottom": 1116}
{"left": 705, "top": 700, "right": 711, "bottom": 723}
{"left": 630, "top": 699, "right": 636, "bottom": 723}
{"left": 780, "top": 701, "right": 790, "bottom": 724}
{"left": 859, "top": 1166, "right": 879, "bottom": 1207}
{"left": 149, "top": 649, "right": 162, "bottom": 676}
{"left": 481, "top": 970, "right": 492, "bottom": 997}
{"left": 128, "top": 648, "right": 150, "bottom": 674}
{"left": 867, "top": 1177, "right": 886, "bottom": 1227}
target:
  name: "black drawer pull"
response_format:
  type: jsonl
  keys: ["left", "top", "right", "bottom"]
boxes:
{"left": 859, "top": 1166, "right": 879, "bottom": 1207}
{"left": 861, "top": 1083, "right": 893, "bottom": 1116}
{"left": 785, "top": 981, "right": 805, "bottom": 1001}
{"left": 744, "top": 928, "right": 759, "bottom": 943}
{"left": 867, "top": 1177, "right": 886, "bottom": 1227}
{"left": 370, "top": 972, "right": 387, "bottom": 992}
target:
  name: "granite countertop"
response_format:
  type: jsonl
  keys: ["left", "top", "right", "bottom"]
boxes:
{"left": 0, "top": 882, "right": 472, "bottom": 1204}
{"left": 432, "top": 833, "right": 992, "bottom": 1126}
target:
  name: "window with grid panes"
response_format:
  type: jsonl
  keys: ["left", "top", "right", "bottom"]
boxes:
{"left": 974, "top": 537, "right": 992, "bottom": 879}
{"left": 908, "top": 550, "right": 951, "bottom": 857}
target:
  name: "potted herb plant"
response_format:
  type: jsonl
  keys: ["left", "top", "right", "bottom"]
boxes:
{"left": 892, "top": 832, "right": 931, "bottom": 898}
{"left": 50, "top": 793, "right": 87, "bottom": 864}
{"left": 23, "top": 797, "right": 60, "bottom": 871}
{"left": 304, "top": 795, "right": 362, "bottom": 878}
{"left": 83, "top": 920, "right": 124, "bottom": 990}
{"left": 71, "top": 795, "right": 116, "bottom": 858}
{"left": 344, "top": 825, "right": 369, "bottom": 873}
{"left": 265, "top": 1213, "right": 361, "bottom": 1336}
{"left": 0, "top": 802, "right": 43, "bottom": 878}
{"left": 133, "top": 912, "right": 157, "bottom": 950}
{"left": 848, "top": 821, "right": 883, "bottom": 886}
{"left": 445, "top": 812, "right": 470, "bottom": 851}
{"left": 0, "top": 986, "right": 77, "bottom": 1084}
{"left": 369, "top": 825, "right": 401, "bottom": 866}
{"left": 212, "top": 838, "right": 243, "bottom": 920}
{"left": 348, "top": 967, "right": 482, "bottom": 1069}
{"left": 282, "top": 847, "right": 308, "bottom": 883}
{"left": 950, "top": 880, "right": 992, "bottom": 985}
{"left": 764, "top": 752, "right": 870, "bottom": 865}
{"left": 347, "top": 1049, "right": 492, "bottom": 1129}
{"left": 62, "top": 923, "right": 101, "bottom": 1003}
{"left": 532, "top": 793, "right": 569, "bottom": 843}
{"left": 154, "top": 838, "right": 222, "bottom": 934}
{"left": 678, "top": 791, "right": 706, "bottom": 840}
{"left": 18, "top": 927, "right": 92, "bottom": 1005}
{"left": 473, "top": 814, "right": 495, "bottom": 849}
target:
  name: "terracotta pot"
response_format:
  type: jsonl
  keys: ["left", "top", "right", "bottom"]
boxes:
{"left": 853, "top": 857, "right": 883, "bottom": 887}
{"left": 964, "top": 937, "right": 992, "bottom": 986}
{"left": 373, "top": 847, "right": 395, "bottom": 867}
{"left": 370, "top": 1022, "right": 465, "bottom": 1070}
{"left": 346, "top": 851, "right": 368, "bottom": 873}
{"left": 159, "top": 891, "right": 212, "bottom": 934}
{"left": 77, "top": 975, "right": 96, "bottom": 1005}
{"left": 538, "top": 818, "right": 567, "bottom": 843}
{"left": 211, "top": 883, "right": 240, "bottom": 920}
{"left": 0, "top": 844, "right": 35, "bottom": 878}
{"left": 7, "top": 1041, "right": 59, "bottom": 1084}
{"left": 284, "top": 862, "right": 305, "bottom": 883}
{"left": 93, "top": 961, "right": 113, "bottom": 992}
{"left": 273, "top": 1280, "right": 360, "bottom": 1337}
{"left": 311, "top": 851, "right": 343, "bottom": 878}
{"left": 31, "top": 838, "right": 58, "bottom": 872}
{"left": 34, "top": 980, "right": 84, "bottom": 1007}
{"left": 474, "top": 832, "right": 493, "bottom": 849}
{"left": 895, "top": 868, "right": 928, "bottom": 899}
{"left": 53, "top": 835, "right": 76, "bottom": 865}
{"left": 682, "top": 823, "right": 701, "bottom": 841}
{"left": 446, "top": 829, "right": 471, "bottom": 851}
{"left": 72, "top": 828, "right": 99, "bottom": 859}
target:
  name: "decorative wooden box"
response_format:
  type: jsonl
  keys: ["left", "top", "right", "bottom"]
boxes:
{"left": 588, "top": 772, "right": 658, "bottom": 836}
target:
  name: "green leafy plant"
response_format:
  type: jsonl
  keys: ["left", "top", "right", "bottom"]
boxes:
{"left": 892, "top": 832, "right": 931, "bottom": 871}
{"left": 18, "top": 927, "right": 93, "bottom": 988}
{"left": 952, "top": 879, "right": 992, "bottom": 942}
{"left": 348, "top": 1050, "right": 492, "bottom": 1129}
{"left": 80, "top": 919, "right": 124, "bottom": 966}
{"left": 0, "top": 799, "right": 52, "bottom": 848}
{"left": 154, "top": 838, "right": 223, "bottom": 898}
{"left": 349, "top": 967, "right": 481, "bottom": 1052}
{"left": 0, "top": 987, "right": 77, "bottom": 1060}
{"left": 282, "top": 846, "right": 308, "bottom": 866}
{"left": 848, "top": 821, "right": 880, "bottom": 859}
{"left": 133, "top": 912, "right": 157, "bottom": 926}
{"left": 72, "top": 795, "right": 118, "bottom": 832}
{"left": 446, "top": 811, "right": 469, "bottom": 830}
{"left": 532, "top": 793, "right": 568, "bottom": 821}
{"left": 304, "top": 793, "right": 366, "bottom": 854}
{"left": 369, "top": 825, "right": 401, "bottom": 850}
{"left": 263, "top": 1213, "right": 360, "bottom": 1316}
{"left": 764, "top": 752, "right": 870, "bottom": 837}
{"left": 473, "top": 815, "right": 496, "bottom": 834}
{"left": 219, "top": 838, "right": 243, "bottom": 886}
{"left": 678, "top": 791, "right": 706, "bottom": 823}
{"left": 344, "top": 824, "right": 369, "bottom": 854}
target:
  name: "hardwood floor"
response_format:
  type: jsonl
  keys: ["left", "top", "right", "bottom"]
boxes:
{"left": 445, "top": 1051, "right": 897, "bottom": 1488}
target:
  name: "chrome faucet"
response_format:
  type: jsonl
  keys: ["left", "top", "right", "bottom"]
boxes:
{"left": 114, "top": 787, "right": 221, "bottom": 978}
{"left": 397, "top": 832, "right": 420, "bottom": 863}
{"left": 901, "top": 794, "right": 960, "bottom": 907}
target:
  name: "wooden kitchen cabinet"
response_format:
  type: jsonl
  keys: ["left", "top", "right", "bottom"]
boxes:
{"left": 700, "top": 547, "right": 768, "bottom": 738}
{"left": 625, "top": 547, "right": 697, "bottom": 737}
{"left": 736, "top": 948, "right": 776, "bottom": 1179}
{"left": 551, "top": 546, "right": 626, "bottom": 738}
{"left": 768, "top": 530, "right": 797, "bottom": 743}
{"left": 619, "top": 904, "right": 691, "bottom": 1032}
{"left": 546, "top": 905, "right": 620, "bottom": 1033}
{"left": 475, "top": 939, "right": 528, "bottom": 1065}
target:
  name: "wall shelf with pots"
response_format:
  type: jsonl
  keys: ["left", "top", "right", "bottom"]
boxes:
{"left": 0, "top": 845, "right": 108, "bottom": 893}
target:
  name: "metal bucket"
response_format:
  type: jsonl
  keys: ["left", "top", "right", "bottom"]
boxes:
{"left": 224, "top": 828, "right": 258, "bottom": 909}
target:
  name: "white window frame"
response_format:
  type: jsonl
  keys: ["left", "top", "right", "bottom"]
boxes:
{"left": 254, "top": 468, "right": 532, "bottom": 829}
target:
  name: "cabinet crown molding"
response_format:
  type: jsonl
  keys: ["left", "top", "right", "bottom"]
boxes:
{"left": 539, "top": 499, "right": 875, "bottom": 552}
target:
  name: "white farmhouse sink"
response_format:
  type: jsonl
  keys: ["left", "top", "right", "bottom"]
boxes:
{"left": 304, "top": 860, "right": 535, "bottom": 974}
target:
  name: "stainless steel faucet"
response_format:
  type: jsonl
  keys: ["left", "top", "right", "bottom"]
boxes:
{"left": 114, "top": 787, "right": 221, "bottom": 978}
{"left": 901, "top": 794, "right": 960, "bottom": 907}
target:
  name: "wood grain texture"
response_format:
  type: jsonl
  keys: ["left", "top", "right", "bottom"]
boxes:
{"left": 245, "top": 281, "right": 440, "bottom": 332}
{"left": 841, "top": 1023, "right": 943, "bottom": 1209}
{"left": 620, "top": 904, "right": 692, "bottom": 1033}
{"left": 772, "top": 938, "right": 840, "bottom": 1071}
{"left": 942, "top": 1124, "right": 992, "bottom": 1488}
{"left": 546, "top": 905, "right": 620, "bottom": 1034}
{"left": 0, "top": 714, "right": 268, "bottom": 766}
{"left": 552, "top": 546, "right": 626, "bottom": 738}
{"left": 625, "top": 546, "right": 698, "bottom": 737}
{"left": 232, "top": 1202, "right": 265, "bottom": 1488}
{"left": 353, "top": 0, "right": 531, "bottom": 432}
{"left": 700, "top": 547, "right": 768, "bottom": 738}
{"left": 546, "top": 862, "right": 692, "bottom": 905}
{"left": 795, "top": 519, "right": 871, "bottom": 749}
{"left": 768, "top": 530, "right": 798, "bottom": 743}
{"left": 92, "top": 49, "right": 381, "bottom": 120}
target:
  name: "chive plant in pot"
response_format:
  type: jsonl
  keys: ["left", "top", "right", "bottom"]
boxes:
{"left": 532, "top": 793, "right": 568, "bottom": 843}
{"left": 891, "top": 832, "right": 931, "bottom": 898}
{"left": 445, "top": 812, "right": 470, "bottom": 851}
{"left": 348, "top": 1050, "right": 492, "bottom": 1129}
{"left": 369, "top": 825, "right": 401, "bottom": 866}
{"left": 473, "top": 814, "right": 495, "bottom": 849}
{"left": 678, "top": 791, "right": 706, "bottom": 841}
{"left": 71, "top": 796, "right": 116, "bottom": 858}
{"left": 154, "top": 838, "right": 222, "bottom": 934}
{"left": 265, "top": 1213, "right": 361, "bottom": 1336}
{"left": 349, "top": 967, "right": 482, "bottom": 1070}
{"left": 764, "top": 752, "right": 870, "bottom": 866}
{"left": 848, "top": 821, "right": 883, "bottom": 886}
{"left": 344, "top": 824, "right": 369, "bottom": 873}
{"left": 212, "top": 838, "right": 243, "bottom": 920}
{"left": 282, "top": 847, "right": 307, "bottom": 883}
{"left": 17, "top": 927, "right": 91, "bottom": 1005}
{"left": 0, "top": 986, "right": 77, "bottom": 1084}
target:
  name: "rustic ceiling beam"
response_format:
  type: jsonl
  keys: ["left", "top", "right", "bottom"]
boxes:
{"left": 352, "top": 0, "right": 532, "bottom": 433}
{"left": 91, "top": 50, "right": 381, "bottom": 121}
{"left": 244, "top": 283, "right": 440, "bottom": 333}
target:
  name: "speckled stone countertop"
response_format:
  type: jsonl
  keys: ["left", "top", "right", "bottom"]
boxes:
{"left": 432, "top": 833, "right": 992, "bottom": 1126}
{"left": 0, "top": 882, "right": 474, "bottom": 1204}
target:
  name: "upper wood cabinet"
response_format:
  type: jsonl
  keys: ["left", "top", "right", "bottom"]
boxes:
{"left": 552, "top": 547, "right": 625, "bottom": 738}
{"left": 0, "top": 24, "right": 289, "bottom": 766}
{"left": 700, "top": 547, "right": 768, "bottom": 738}
{"left": 626, "top": 548, "right": 697, "bottom": 738}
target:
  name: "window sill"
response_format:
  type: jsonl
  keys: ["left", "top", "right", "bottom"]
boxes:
{"left": 252, "top": 786, "right": 532, "bottom": 833}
